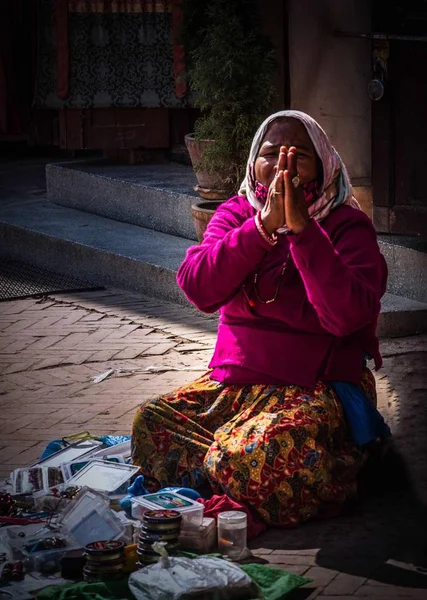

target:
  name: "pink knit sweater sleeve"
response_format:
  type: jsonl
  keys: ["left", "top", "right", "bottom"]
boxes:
{"left": 177, "top": 197, "right": 272, "bottom": 313}
{"left": 289, "top": 208, "right": 388, "bottom": 337}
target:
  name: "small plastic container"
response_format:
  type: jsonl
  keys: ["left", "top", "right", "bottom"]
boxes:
{"left": 217, "top": 511, "right": 247, "bottom": 560}
{"left": 8, "top": 532, "right": 79, "bottom": 574}
{"left": 58, "top": 489, "right": 125, "bottom": 546}
{"left": 131, "top": 492, "right": 203, "bottom": 529}
{"left": 179, "top": 517, "right": 217, "bottom": 554}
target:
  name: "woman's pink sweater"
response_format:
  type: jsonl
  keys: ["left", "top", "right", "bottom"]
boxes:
{"left": 177, "top": 197, "right": 388, "bottom": 388}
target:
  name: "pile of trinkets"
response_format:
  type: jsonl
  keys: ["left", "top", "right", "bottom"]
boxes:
{"left": 0, "top": 435, "right": 251, "bottom": 594}
{"left": 0, "top": 561, "right": 24, "bottom": 582}
{"left": 137, "top": 510, "right": 182, "bottom": 567}
{"left": 0, "top": 493, "right": 16, "bottom": 517}
{"left": 83, "top": 540, "right": 125, "bottom": 581}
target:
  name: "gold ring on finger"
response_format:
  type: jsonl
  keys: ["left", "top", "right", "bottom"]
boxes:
{"left": 272, "top": 190, "right": 282, "bottom": 196}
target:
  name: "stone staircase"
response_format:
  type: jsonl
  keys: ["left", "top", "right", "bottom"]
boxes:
{"left": 46, "top": 160, "right": 199, "bottom": 241}
{"left": 1, "top": 158, "right": 427, "bottom": 337}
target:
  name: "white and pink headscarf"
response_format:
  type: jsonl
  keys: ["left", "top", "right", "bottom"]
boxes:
{"left": 238, "top": 110, "right": 360, "bottom": 233}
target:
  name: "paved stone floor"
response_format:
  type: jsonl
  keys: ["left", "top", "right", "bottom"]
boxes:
{"left": 1, "top": 289, "right": 427, "bottom": 598}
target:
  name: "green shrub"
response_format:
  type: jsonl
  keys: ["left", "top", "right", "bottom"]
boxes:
{"left": 184, "top": 0, "right": 277, "bottom": 195}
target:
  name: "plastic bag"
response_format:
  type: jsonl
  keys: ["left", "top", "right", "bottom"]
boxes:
{"left": 128, "top": 551, "right": 260, "bottom": 600}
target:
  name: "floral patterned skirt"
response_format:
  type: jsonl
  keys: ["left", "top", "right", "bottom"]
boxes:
{"left": 132, "top": 370, "right": 377, "bottom": 526}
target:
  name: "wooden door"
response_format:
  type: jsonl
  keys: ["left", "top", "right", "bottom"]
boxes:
{"left": 372, "top": 1, "right": 427, "bottom": 236}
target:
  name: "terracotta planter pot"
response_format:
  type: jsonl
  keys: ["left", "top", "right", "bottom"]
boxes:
{"left": 191, "top": 201, "right": 223, "bottom": 243}
{"left": 185, "top": 133, "right": 227, "bottom": 200}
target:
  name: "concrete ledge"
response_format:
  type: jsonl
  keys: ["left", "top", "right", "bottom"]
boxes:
{"left": 1, "top": 198, "right": 427, "bottom": 336}
{"left": 46, "top": 161, "right": 199, "bottom": 241}
{"left": 379, "top": 239, "right": 427, "bottom": 304}
{"left": 0, "top": 200, "right": 193, "bottom": 305}
{"left": 379, "top": 294, "right": 427, "bottom": 337}
{"left": 45, "top": 161, "right": 427, "bottom": 304}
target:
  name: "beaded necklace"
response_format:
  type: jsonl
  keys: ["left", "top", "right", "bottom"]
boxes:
{"left": 243, "top": 250, "right": 290, "bottom": 306}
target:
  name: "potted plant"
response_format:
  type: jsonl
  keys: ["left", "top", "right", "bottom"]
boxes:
{"left": 183, "top": 0, "right": 277, "bottom": 240}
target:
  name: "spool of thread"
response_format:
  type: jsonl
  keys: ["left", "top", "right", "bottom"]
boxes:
{"left": 84, "top": 541, "right": 125, "bottom": 582}
{"left": 137, "top": 510, "right": 182, "bottom": 568}
{"left": 142, "top": 509, "right": 182, "bottom": 528}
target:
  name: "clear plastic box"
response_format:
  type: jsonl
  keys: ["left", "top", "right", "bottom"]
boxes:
{"left": 178, "top": 517, "right": 217, "bottom": 553}
{"left": 7, "top": 529, "right": 80, "bottom": 573}
{"left": 65, "top": 460, "right": 139, "bottom": 495}
{"left": 58, "top": 488, "right": 125, "bottom": 546}
{"left": 131, "top": 492, "right": 204, "bottom": 529}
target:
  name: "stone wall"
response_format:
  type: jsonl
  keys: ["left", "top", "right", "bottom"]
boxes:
{"left": 288, "top": 0, "right": 372, "bottom": 216}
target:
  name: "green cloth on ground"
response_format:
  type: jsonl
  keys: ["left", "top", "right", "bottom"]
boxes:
{"left": 37, "top": 582, "right": 122, "bottom": 600}
{"left": 37, "top": 558, "right": 311, "bottom": 600}
{"left": 241, "top": 563, "right": 311, "bottom": 600}
{"left": 179, "top": 550, "right": 312, "bottom": 599}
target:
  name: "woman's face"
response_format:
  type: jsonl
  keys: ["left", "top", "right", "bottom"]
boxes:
{"left": 254, "top": 118, "right": 319, "bottom": 188}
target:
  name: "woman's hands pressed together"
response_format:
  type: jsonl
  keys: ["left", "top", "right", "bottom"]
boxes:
{"left": 261, "top": 146, "right": 310, "bottom": 235}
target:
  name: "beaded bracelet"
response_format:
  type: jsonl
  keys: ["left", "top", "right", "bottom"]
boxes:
{"left": 255, "top": 212, "right": 277, "bottom": 246}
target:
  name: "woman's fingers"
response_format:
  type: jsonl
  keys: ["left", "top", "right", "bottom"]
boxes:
{"left": 283, "top": 169, "right": 294, "bottom": 201}
{"left": 287, "top": 149, "right": 297, "bottom": 176}
{"left": 273, "top": 147, "right": 287, "bottom": 175}
{"left": 262, "top": 170, "right": 286, "bottom": 234}
{"left": 284, "top": 168, "right": 309, "bottom": 234}
{"left": 275, "top": 169, "right": 285, "bottom": 196}
{"left": 278, "top": 146, "right": 287, "bottom": 172}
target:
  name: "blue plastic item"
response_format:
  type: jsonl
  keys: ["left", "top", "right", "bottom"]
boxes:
{"left": 99, "top": 435, "right": 131, "bottom": 447}
{"left": 119, "top": 496, "right": 135, "bottom": 517}
{"left": 331, "top": 381, "right": 391, "bottom": 446}
{"left": 40, "top": 434, "right": 131, "bottom": 461}
{"left": 128, "top": 475, "right": 149, "bottom": 497}
{"left": 120, "top": 475, "right": 150, "bottom": 516}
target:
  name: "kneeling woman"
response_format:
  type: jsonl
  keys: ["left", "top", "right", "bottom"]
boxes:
{"left": 132, "top": 110, "right": 390, "bottom": 527}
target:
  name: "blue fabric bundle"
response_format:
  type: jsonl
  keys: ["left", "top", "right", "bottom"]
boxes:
{"left": 331, "top": 381, "right": 391, "bottom": 446}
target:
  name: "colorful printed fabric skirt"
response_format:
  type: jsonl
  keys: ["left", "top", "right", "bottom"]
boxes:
{"left": 132, "top": 370, "right": 377, "bottom": 526}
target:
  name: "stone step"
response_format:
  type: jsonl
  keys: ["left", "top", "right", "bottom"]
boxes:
{"left": 378, "top": 293, "right": 427, "bottom": 337}
{"left": 0, "top": 197, "right": 193, "bottom": 305}
{"left": 378, "top": 236, "right": 427, "bottom": 304}
{"left": 46, "top": 160, "right": 199, "bottom": 241}
{"left": 47, "top": 161, "right": 427, "bottom": 304}
{"left": 1, "top": 198, "right": 427, "bottom": 337}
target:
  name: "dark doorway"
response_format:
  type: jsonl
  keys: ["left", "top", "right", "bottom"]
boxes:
{"left": 372, "top": 0, "right": 427, "bottom": 236}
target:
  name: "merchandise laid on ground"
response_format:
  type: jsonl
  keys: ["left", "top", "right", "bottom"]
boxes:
{"left": 0, "top": 432, "right": 310, "bottom": 600}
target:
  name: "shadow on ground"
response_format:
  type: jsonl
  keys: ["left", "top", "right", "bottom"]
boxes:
{"left": 60, "top": 289, "right": 219, "bottom": 335}
{"left": 251, "top": 451, "right": 427, "bottom": 589}
{"left": 250, "top": 341, "right": 427, "bottom": 590}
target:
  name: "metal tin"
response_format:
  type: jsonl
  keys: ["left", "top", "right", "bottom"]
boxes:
{"left": 139, "top": 526, "right": 180, "bottom": 543}
{"left": 142, "top": 509, "right": 182, "bottom": 528}
{"left": 85, "top": 540, "right": 125, "bottom": 556}
{"left": 84, "top": 562, "right": 124, "bottom": 574}
{"left": 84, "top": 556, "right": 125, "bottom": 569}
{"left": 135, "top": 553, "right": 160, "bottom": 565}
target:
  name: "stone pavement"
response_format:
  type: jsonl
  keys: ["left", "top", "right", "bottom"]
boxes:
{"left": 1, "top": 289, "right": 427, "bottom": 599}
